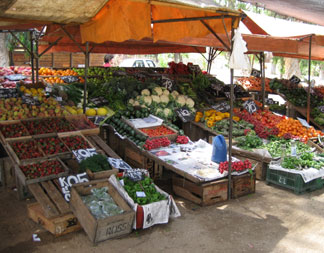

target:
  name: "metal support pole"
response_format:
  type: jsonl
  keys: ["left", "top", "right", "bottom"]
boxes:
{"left": 260, "top": 52, "right": 265, "bottom": 109}
{"left": 30, "top": 31, "right": 35, "bottom": 85}
{"left": 228, "top": 19, "right": 235, "bottom": 200}
{"left": 307, "top": 36, "right": 312, "bottom": 123}
{"left": 35, "top": 35, "right": 39, "bottom": 83}
{"left": 83, "top": 42, "right": 89, "bottom": 113}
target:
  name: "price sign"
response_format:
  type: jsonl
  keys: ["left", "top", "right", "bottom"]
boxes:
{"left": 125, "top": 168, "right": 147, "bottom": 182}
{"left": 59, "top": 173, "right": 89, "bottom": 202}
{"left": 5, "top": 74, "right": 26, "bottom": 81}
{"left": 243, "top": 99, "right": 258, "bottom": 114}
{"left": 107, "top": 158, "right": 132, "bottom": 171}
{"left": 265, "top": 98, "right": 276, "bottom": 105}
{"left": 318, "top": 106, "right": 324, "bottom": 113}
{"left": 72, "top": 148, "right": 97, "bottom": 163}
{"left": 176, "top": 107, "right": 194, "bottom": 123}
{"left": 162, "top": 76, "right": 174, "bottom": 91}
{"left": 289, "top": 75, "right": 301, "bottom": 85}
{"left": 136, "top": 191, "right": 146, "bottom": 198}
{"left": 224, "top": 91, "right": 235, "bottom": 100}
{"left": 297, "top": 117, "right": 311, "bottom": 128}
{"left": 94, "top": 116, "right": 108, "bottom": 126}
{"left": 89, "top": 97, "right": 109, "bottom": 107}
{"left": 211, "top": 101, "right": 230, "bottom": 112}
{"left": 56, "top": 96, "right": 62, "bottom": 102}
{"left": 45, "top": 87, "right": 52, "bottom": 93}
{"left": 60, "top": 76, "right": 79, "bottom": 83}
{"left": 251, "top": 69, "right": 261, "bottom": 78}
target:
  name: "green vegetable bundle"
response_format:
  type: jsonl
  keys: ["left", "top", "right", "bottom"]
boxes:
{"left": 262, "top": 139, "right": 311, "bottom": 158}
{"left": 281, "top": 153, "right": 324, "bottom": 170}
{"left": 121, "top": 176, "right": 166, "bottom": 205}
{"left": 79, "top": 154, "right": 112, "bottom": 172}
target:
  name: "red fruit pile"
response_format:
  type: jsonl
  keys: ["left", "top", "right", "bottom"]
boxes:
{"left": 143, "top": 137, "right": 171, "bottom": 150}
{"left": 20, "top": 160, "right": 65, "bottom": 179}
{"left": 140, "top": 126, "right": 175, "bottom": 137}
{"left": 61, "top": 135, "right": 91, "bottom": 150}
{"left": 166, "top": 62, "right": 190, "bottom": 75}
{"left": 45, "top": 118, "right": 76, "bottom": 132}
{"left": 0, "top": 123, "right": 29, "bottom": 138}
{"left": 219, "top": 160, "right": 252, "bottom": 174}
{"left": 11, "top": 140, "right": 43, "bottom": 159}
{"left": 235, "top": 109, "right": 281, "bottom": 139}
{"left": 23, "top": 120, "right": 51, "bottom": 135}
{"left": 176, "top": 135, "right": 189, "bottom": 144}
{"left": 37, "top": 137, "right": 68, "bottom": 155}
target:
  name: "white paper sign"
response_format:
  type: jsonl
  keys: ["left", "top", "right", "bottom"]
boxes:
{"left": 107, "top": 158, "right": 132, "bottom": 171}
{"left": 72, "top": 148, "right": 97, "bottom": 163}
{"left": 59, "top": 172, "right": 89, "bottom": 202}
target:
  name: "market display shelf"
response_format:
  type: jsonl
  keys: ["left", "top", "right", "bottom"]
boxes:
{"left": 266, "top": 168, "right": 324, "bottom": 194}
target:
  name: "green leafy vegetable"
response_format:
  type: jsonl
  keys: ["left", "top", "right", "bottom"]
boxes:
{"left": 79, "top": 154, "right": 111, "bottom": 172}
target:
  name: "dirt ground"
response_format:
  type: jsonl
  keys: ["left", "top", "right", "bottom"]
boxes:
{"left": 1, "top": 181, "right": 324, "bottom": 253}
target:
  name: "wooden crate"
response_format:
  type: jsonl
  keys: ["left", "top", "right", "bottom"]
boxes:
{"left": 0, "top": 120, "right": 32, "bottom": 143}
{"left": 6, "top": 139, "right": 47, "bottom": 165}
{"left": 65, "top": 115, "right": 99, "bottom": 136}
{"left": 307, "top": 139, "right": 324, "bottom": 153}
{"left": 27, "top": 202, "right": 81, "bottom": 237}
{"left": 86, "top": 168, "right": 119, "bottom": 180}
{"left": 28, "top": 177, "right": 71, "bottom": 218}
{"left": 70, "top": 180, "right": 135, "bottom": 244}
{"left": 0, "top": 157, "right": 15, "bottom": 188}
{"left": 172, "top": 174, "right": 228, "bottom": 206}
{"left": 15, "top": 158, "right": 69, "bottom": 186}
{"left": 58, "top": 131, "right": 95, "bottom": 151}
{"left": 34, "top": 135, "right": 72, "bottom": 160}
{"left": 124, "top": 146, "right": 146, "bottom": 169}
{"left": 231, "top": 172, "right": 256, "bottom": 198}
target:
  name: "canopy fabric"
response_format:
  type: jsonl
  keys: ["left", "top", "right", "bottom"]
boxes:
{"left": 241, "top": 0, "right": 324, "bottom": 27}
{"left": 80, "top": 0, "right": 241, "bottom": 44}
{"left": 39, "top": 24, "right": 206, "bottom": 55}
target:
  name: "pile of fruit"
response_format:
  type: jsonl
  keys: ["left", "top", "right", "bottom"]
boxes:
{"left": 0, "top": 123, "right": 29, "bottom": 138}
{"left": 143, "top": 137, "right": 171, "bottom": 150}
{"left": 176, "top": 135, "right": 189, "bottom": 144}
{"left": 39, "top": 68, "right": 78, "bottom": 76}
{"left": 85, "top": 107, "right": 108, "bottom": 117}
{"left": 166, "top": 62, "right": 191, "bottom": 75}
{"left": 20, "top": 160, "right": 65, "bottom": 179}
{"left": 19, "top": 86, "right": 45, "bottom": 99}
{"left": 237, "top": 76, "right": 272, "bottom": 92}
{"left": 36, "top": 137, "right": 69, "bottom": 155}
{"left": 218, "top": 160, "right": 252, "bottom": 174}
{"left": 67, "top": 117, "right": 97, "bottom": 130}
{"left": 61, "top": 135, "right": 91, "bottom": 150}
{"left": 139, "top": 125, "right": 175, "bottom": 138}
{"left": 276, "top": 117, "right": 324, "bottom": 141}
{"left": 11, "top": 140, "right": 44, "bottom": 160}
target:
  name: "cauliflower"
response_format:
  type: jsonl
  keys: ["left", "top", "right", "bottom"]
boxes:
{"left": 133, "top": 101, "right": 140, "bottom": 106}
{"left": 136, "top": 95, "right": 141, "bottom": 100}
{"left": 163, "top": 108, "right": 172, "bottom": 118}
{"left": 144, "top": 96, "right": 152, "bottom": 106}
{"left": 141, "top": 89, "right": 150, "bottom": 96}
{"left": 185, "top": 97, "right": 195, "bottom": 108}
{"left": 128, "top": 99, "right": 134, "bottom": 105}
{"left": 163, "top": 89, "right": 170, "bottom": 96}
{"left": 176, "top": 95, "right": 186, "bottom": 107}
{"left": 160, "top": 94, "right": 170, "bottom": 104}
{"left": 154, "top": 108, "right": 164, "bottom": 118}
{"left": 171, "top": 90, "right": 179, "bottom": 100}
{"left": 152, "top": 87, "right": 163, "bottom": 96}
{"left": 151, "top": 95, "right": 161, "bottom": 104}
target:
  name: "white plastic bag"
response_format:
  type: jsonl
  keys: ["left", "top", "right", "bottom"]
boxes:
{"left": 229, "top": 28, "right": 251, "bottom": 70}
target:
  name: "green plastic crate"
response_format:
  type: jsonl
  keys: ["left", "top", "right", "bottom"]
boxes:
{"left": 266, "top": 168, "right": 324, "bottom": 194}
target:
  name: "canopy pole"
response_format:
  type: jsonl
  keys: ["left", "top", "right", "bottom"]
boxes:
{"left": 8, "top": 31, "right": 32, "bottom": 55}
{"left": 35, "top": 34, "right": 39, "bottom": 83}
{"left": 200, "top": 20, "right": 231, "bottom": 51}
{"left": 60, "top": 25, "right": 85, "bottom": 53}
{"left": 83, "top": 41, "right": 89, "bottom": 113}
{"left": 307, "top": 36, "right": 312, "bottom": 123}
{"left": 39, "top": 37, "right": 63, "bottom": 57}
{"left": 30, "top": 30, "right": 35, "bottom": 85}
{"left": 260, "top": 52, "right": 265, "bottom": 110}
{"left": 152, "top": 15, "right": 234, "bottom": 24}
{"left": 228, "top": 18, "right": 235, "bottom": 200}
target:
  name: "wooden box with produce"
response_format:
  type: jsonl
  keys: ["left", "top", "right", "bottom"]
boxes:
{"left": 65, "top": 114, "right": 99, "bottom": 136}
{"left": 58, "top": 131, "right": 95, "bottom": 151}
{"left": 70, "top": 179, "right": 135, "bottom": 244}
{"left": 34, "top": 135, "right": 71, "bottom": 160}
{"left": 172, "top": 175, "right": 228, "bottom": 206}
{"left": 0, "top": 120, "right": 31, "bottom": 143}
{"left": 7, "top": 139, "right": 47, "bottom": 165}
{"left": 109, "top": 174, "right": 180, "bottom": 229}
{"left": 15, "top": 158, "right": 69, "bottom": 186}
{"left": 231, "top": 171, "right": 256, "bottom": 198}
{"left": 78, "top": 153, "right": 119, "bottom": 180}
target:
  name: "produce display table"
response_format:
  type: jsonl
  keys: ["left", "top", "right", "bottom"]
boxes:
{"left": 103, "top": 125, "right": 256, "bottom": 206}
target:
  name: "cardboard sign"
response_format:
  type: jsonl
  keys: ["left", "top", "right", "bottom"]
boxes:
{"left": 289, "top": 75, "right": 301, "bottom": 85}
{"left": 89, "top": 97, "right": 109, "bottom": 107}
{"left": 94, "top": 116, "right": 108, "bottom": 126}
{"left": 224, "top": 91, "right": 235, "bottom": 100}
{"left": 125, "top": 168, "right": 147, "bottom": 182}
{"left": 265, "top": 98, "right": 276, "bottom": 105}
{"left": 318, "top": 106, "right": 324, "bottom": 113}
{"left": 59, "top": 172, "right": 89, "bottom": 202}
{"left": 60, "top": 76, "right": 79, "bottom": 83}
{"left": 251, "top": 69, "right": 261, "bottom": 78}
{"left": 211, "top": 101, "right": 230, "bottom": 113}
{"left": 72, "top": 148, "right": 97, "bottom": 163}
{"left": 297, "top": 117, "right": 311, "bottom": 128}
{"left": 176, "top": 107, "right": 194, "bottom": 123}
{"left": 162, "top": 76, "right": 174, "bottom": 91}
{"left": 107, "top": 158, "right": 132, "bottom": 171}
{"left": 22, "top": 95, "right": 40, "bottom": 105}
{"left": 243, "top": 100, "right": 258, "bottom": 114}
